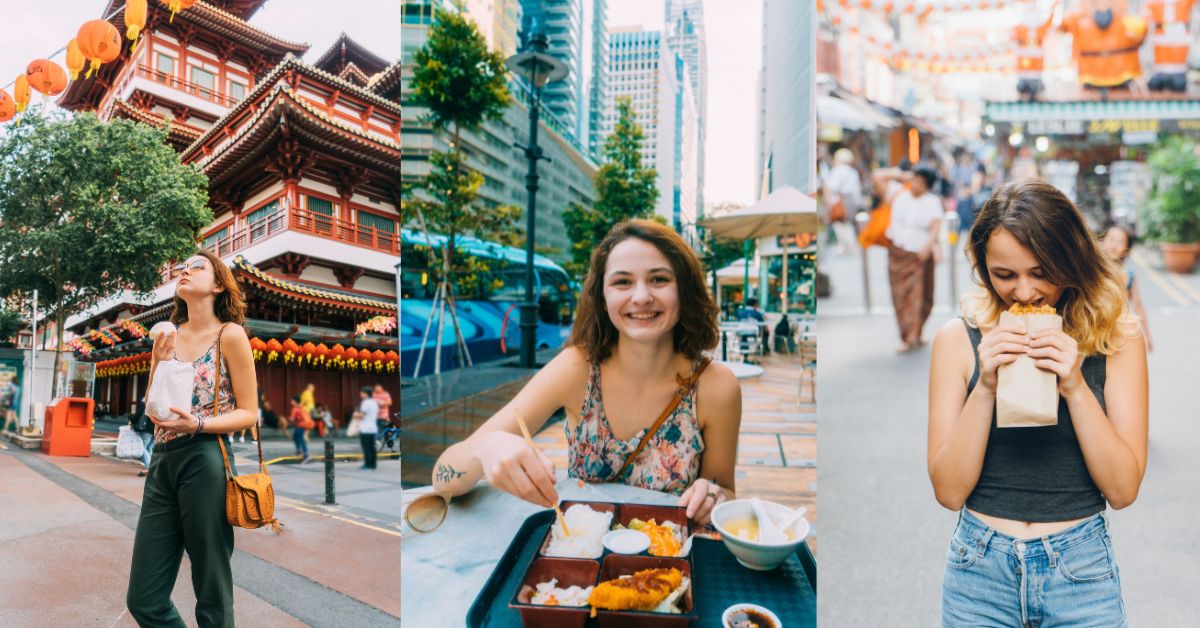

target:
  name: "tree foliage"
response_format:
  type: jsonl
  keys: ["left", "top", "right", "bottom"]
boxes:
{"left": 0, "top": 110, "right": 211, "bottom": 389}
{"left": 410, "top": 8, "right": 511, "bottom": 136}
{"left": 563, "top": 98, "right": 659, "bottom": 279}
{"left": 1142, "top": 137, "right": 1200, "bottom": 244}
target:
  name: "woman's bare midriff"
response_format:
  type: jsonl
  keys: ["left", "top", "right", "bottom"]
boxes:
{"left": 968, "top": 509, "right": 1091, "bottom": 538}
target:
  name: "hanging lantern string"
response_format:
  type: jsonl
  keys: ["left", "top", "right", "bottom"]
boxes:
{"left": 1, "top": 2, "right": 129, "bottom": 92}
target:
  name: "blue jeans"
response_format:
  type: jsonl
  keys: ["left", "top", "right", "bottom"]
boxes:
{"left": 138, "top": 431, "right": 155, "bottom": 469}
{"left": 943, "top": 509, "right": 1127, "bottom": 627}
{"left": 293, "top": 427, "right": 308, "bottom": 457}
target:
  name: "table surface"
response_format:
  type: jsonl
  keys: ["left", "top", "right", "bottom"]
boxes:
{"left": 714, "top": 360, "right": 766, "bottom": 379}
{"left": 401, "top": 474, "right": 686, "bottom": 624}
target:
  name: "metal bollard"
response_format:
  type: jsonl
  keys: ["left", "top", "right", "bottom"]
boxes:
{"left": 944, "top": 211, "right": 959, "bottom": 309}
{"left": 854, "top": 211, "right": 872, "bottom": 313}
{"left": 324, "top": 438, "right": 336, "bottom": 505}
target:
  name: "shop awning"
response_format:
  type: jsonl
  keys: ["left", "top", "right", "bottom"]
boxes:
{"left": 986, "top": 99, "right": 1200, "bottom": 123}
{"left": 818, "top": 95, "right": 899, "bottom": 131}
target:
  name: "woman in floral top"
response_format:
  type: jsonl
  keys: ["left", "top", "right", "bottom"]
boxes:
{"left": 127, "top": 250, "right": 259, "bottom": 627}
{"left": 433, "top": 220, "right": 742, "bottom": 525}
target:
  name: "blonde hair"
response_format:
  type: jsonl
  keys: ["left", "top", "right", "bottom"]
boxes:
{"left": 962, "top": 181, "right": 1136, "bottom": 356}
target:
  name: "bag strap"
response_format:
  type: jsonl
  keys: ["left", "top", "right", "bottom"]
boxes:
{"left": 612, "top": 356, "right": 712, "bottom": 482}
{"left": 213, "top": 324, "right": 266, "bottom": 480}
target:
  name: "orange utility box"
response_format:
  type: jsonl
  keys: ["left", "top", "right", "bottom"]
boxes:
{"left": 41, "top": 398, "right": 94, "bottom": 457}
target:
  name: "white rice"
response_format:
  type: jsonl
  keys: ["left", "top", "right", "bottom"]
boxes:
{"left": 530, "top": 579, "right": 593, "bottom": 606}
{"left": 544, "top": 504, "right": 612, "bottom": 558}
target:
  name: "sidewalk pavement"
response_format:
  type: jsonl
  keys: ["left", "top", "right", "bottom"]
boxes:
{"left": 0, "top": 436, "right": 400, "bottom": 627}
{"left": 527, "top": 350, "right": 818, "bottom": 552}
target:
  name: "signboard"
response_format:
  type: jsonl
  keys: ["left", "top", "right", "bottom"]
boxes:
{"left": 777, "top": 233, "right": 816, "bottom": 248}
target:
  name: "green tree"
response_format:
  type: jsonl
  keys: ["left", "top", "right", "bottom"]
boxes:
{"left": 0, "top": 110, "right": 211, "bottom": 393}
{"left": 563, "top": 97, "right": 659, "bottom": 279}
{"left": 408, "top": 8, "right": 519, "bottom": 370}
{"left": 0, "top": 305, "right": 24, "bottom": 348}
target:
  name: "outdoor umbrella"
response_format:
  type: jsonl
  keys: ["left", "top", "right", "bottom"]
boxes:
{"left": 698, "top": 185, "right": 817, "bottom": 314}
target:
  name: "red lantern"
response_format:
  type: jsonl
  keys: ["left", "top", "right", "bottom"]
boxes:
{"left": 160, "top": 0, "right": 200, "bottom": 23}
{"left": 0, "top": 90, "right": 13, "bottom": 122}
{"left": 300, "top": 341, "right": 316, "bottom": 364}
{"left": 126, "top": 0, "right": 147, "bottom": 44}
{"left": 76, "top": 20, "right": 122, "bottom": 79}
{"left": 385, "top": 350, "right": 399, "bottom": 364}
{"left": 250, "top": 337, "right": 266, "bottom": 352}
{"left": 27, "top": 60, "right": 68, "bottom": 97}
{"left": 66, "top": 39, "right": 85, "bottom": 80}
{"left": 330, "top": 344, "right": 345, "bottom": 360}
{"left": 314, "top": 343, "right": 329, "bottom": 366}
{"left": 13, "top": 75, "right": 30, "bottom": 114}
{"left": 265, "top": 339, "right": 283, "bottom": 352}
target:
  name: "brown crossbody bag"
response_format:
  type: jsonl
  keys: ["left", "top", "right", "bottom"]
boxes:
{"left": 611, "top": 356, "right": 712, "bottom": 481}
{"left": 211, "top": 325, "right": 283, "bottom": 533}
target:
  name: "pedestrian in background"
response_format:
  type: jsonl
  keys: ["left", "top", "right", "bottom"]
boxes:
{"left": 928, "top": 180, "right": 1147, "bottom": 626}
{"left": 0, "top": 376, "right": 19, "bottom": 433}
{"left": 128, "top": 413, "right": 155, "bottom": 478}
{"left": 300, "top": 382, "right": 322, "bottom": 437}
{"left": 824, "top": 147, "right": 865, "bottom": 254}
{"left": 314, "top": 403, "right": 336, "bottom": 438}
{"left": 1102, "top": 225, "right": 1153, "bottom": 352}
{"left": 288, "top": 396, "right": 312, "bottom": 463}
{"left": 885, "top": 165, "right": 943, "bottom": 353}
{"left": 373, "top": 383, "right": 393, "bottom": 426}
{"left": 355, "top": 387, "right": 379, "bottom": 470}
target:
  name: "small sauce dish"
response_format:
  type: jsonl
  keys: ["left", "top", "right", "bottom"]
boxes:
{"left": 722, "top": 603, "right": 782, "bottom": 628}
{"left": 602, "top": 529, "right": 650, "bottom": 554}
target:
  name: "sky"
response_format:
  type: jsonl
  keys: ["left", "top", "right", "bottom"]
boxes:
{"left": 607, "top": 0, "right": 763, "bottom": 208}
{"left": 0, "top": 0, "right": 400, "bottom": 97}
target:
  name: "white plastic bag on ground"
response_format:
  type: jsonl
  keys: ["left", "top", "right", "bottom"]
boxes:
{"left": 116, "top": 425, "right": 145, "bottom": 460}
{"left": 146, "top": 359, "right": 194, "bottom": 421}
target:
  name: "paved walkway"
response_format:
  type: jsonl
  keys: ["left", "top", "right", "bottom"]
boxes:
{"left": 528, "top": 350, "right": 818, "bottom": 552}
{"left": 0, "top": 439, "right": 400, "bottom": 627}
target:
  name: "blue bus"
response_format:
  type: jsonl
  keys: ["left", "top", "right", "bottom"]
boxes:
{"left": 399, "top": 229, "right": 576, "bottom": 377}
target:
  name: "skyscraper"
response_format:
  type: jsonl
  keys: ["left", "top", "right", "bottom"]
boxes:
{"left": 603, "top": 27, "right": 700, "bottom": 244}
{"left": 666, "top": 0, "right": 707, "bottom": 215}
{"left": 757, "top": 0, "right": 815, "bottom": 196}
{"left": 519, "top": 0, "right": 607, "bottom": 157}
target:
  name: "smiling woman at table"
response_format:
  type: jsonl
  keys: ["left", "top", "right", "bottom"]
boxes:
{"left": 431, "top": 219, "right": 742, "bottom": 525}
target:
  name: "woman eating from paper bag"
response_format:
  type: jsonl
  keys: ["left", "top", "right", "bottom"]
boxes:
{"left": 126, "top": 250, "right": 260, "bottom": 627}
{"left": 430, "top": 219, "right": 742, "bottom": 525}
{"left": 927, "top": 180, "right": 1148, "bottom": 626}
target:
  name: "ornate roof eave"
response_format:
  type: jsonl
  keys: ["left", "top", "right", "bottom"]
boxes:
{"left": 367, "top": 62, "right": 402, "bottom": 100}
{"left": 192, "top": 86, "right": 403, "bottom": 188}
{"left": 111, "top": 101, "right": 204, "bottom": 149}
{"left": 338, "top": 62, "right": 372, "bottom": 87}
{"left": 313, "top": 32, "right": 392, "bottom": 76}
{"left": 233, "top": 256, "right": 396, "bottom": 315}
{"left": 181, "top": 55, "right": 403, "bottom": 160}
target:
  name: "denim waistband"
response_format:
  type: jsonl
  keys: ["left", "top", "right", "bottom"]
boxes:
{"left": 151, "top": 432, "right": 230, "bottom": 455}
{"left": 958, "top": 508, "right": 1108, "bottom": 560}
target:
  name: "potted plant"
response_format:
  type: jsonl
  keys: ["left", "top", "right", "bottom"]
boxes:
{"left": 1141, "top": 138, "right": 1200, "bottom": 273}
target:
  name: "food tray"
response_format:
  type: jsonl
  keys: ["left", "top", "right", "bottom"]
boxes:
{"left": 467, "top": 506, "right": 817, "bottom": 627}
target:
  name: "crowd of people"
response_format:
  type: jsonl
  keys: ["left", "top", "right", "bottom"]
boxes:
{"left": 819, "top": 144, "right": 1152, "bottom": 356}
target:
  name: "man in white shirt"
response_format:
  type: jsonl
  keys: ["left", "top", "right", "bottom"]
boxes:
{"left": 355, "top": 387, "right": 380, "bottom": 470}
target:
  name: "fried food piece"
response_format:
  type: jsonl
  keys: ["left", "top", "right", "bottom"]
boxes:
{"left": 642, "top": 520, "right": 682, "bottom": 557}
{"left": 587, "top": 567, "right": 684, "bottom": 612}
{"left": 1008, "top": 303, "right": 1056, "bottom": 315}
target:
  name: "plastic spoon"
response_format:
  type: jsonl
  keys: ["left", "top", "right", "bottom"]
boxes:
{"left": 751, "top": 497, "right": 787, "bottom": 544}
{"left": 775, "top": 506, "right": 808, "bottom": 539}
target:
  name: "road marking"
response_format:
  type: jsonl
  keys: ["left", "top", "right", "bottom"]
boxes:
{"left": 287, "top": 502, "right": 403, "bottom": 538}
{"left": 1130, "top": 249, "right": 1190, "bottom": 305}
{"left": 1168, "top": 271, "right": 1200, "bottom": 304}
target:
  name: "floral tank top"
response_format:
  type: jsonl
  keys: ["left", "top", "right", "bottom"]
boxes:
{"left": 566, "top": 357, "right": 706, "bottom": 495}
{"left": 155, "top": 329, "right": 236, "bottom": 445}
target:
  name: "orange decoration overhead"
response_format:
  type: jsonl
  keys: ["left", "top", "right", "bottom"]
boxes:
{"left": 65, "top": 39, "right": 85, "bottom": 80}
{"left": 0, "top": 90, "right": 14, "bottom": 122}
{"left": 76, "top": 19, "right": 123, "bottom": 79}
{"left": 160, "top": 0, "right": 199, "bottom": 23}
{"left": 126, "top": 0, "right": 148, "bottom": 53}
{"left": 13, "top": 75, "right": 30, "bottom": 114}
{"left": 26, "top": 60, "right": 68, "bottom": 97}
{"left": 1060, "top": 6, "right": 1148, "bottom": 88}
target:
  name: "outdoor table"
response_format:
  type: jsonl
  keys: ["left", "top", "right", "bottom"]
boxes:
{"left": 401, "top": 473, "right": 680, "bottom": 623}
{"left": 716, "top": 360, "right": 765, "bottom": 379}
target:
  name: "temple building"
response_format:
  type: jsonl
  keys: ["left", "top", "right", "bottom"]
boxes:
{"left": 56, "top": 0, "right": 400, "bottom": 422}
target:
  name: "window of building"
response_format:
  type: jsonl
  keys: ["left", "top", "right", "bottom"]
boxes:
{"left": 307, "top": 195, "right": 335, "bottom": 216}
{"left": 202, "top": 227, "right": 227, "bottom": 251}
{"left": 156, "top": 53, "right": 175, "bottom": 78}
{"left": 358, "top": 211, "right": 396, "bottom": 235}
{"left": 246, "top": 200, "right": 280, "bottom": 241}
{"left": 191, "top": 66, "right": 216, "bottom": 93}
{"left": 229, "top": 81, "right": 246, "bottom": 102}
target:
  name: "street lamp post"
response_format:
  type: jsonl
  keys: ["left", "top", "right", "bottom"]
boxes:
{"left": 507, "top": 33, "right": 567, "bottom": 369}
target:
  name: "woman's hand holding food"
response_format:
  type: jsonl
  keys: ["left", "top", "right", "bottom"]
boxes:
{"left": 151, "top": 327, "right": 176, "bottom": 364}
{"left": 475, "top": 430, "right": 560, "bottom": 508}
{"left": 1028, "top": 328, "right": 1085, "bottom": 395}
{"left": 976, "top": 325, "right": 1030, "bottom": 393}
{"left": 151, "top": 406, "right": 199, "bottom": 434}
{"left": 677, "top": 477, "right": 726, "bottom": 526}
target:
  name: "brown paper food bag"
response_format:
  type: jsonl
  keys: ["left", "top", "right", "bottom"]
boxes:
{"left": 995, "top": 308, "right": 1062, "bottom": 428}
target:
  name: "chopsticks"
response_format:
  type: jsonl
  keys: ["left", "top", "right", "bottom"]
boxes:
{"left": 514, "top": 407, "right": 571, "bottom": 537}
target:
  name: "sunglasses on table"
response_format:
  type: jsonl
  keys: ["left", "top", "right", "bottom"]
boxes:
{"left": 404, "top": 491, "right": 451, "bottom": 533}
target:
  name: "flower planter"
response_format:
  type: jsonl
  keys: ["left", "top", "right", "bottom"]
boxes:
{"left": 1160, "top": 243, "right": 1199, "bottom": 273}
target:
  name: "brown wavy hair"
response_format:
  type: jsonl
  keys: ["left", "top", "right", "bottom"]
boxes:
{"left": 962, "top": 180, "right": 1133, "bottom": 355}
{"left": 570, "top": 219, "right": 719, "bottom": 363}
{"left": 169, "top": 249, "right": 247, "bottom": 325}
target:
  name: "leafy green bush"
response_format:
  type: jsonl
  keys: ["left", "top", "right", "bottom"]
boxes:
{"left": 1141, "top": 137, "right": 1200, "bottom": 244}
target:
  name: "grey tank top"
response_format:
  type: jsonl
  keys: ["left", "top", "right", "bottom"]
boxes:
{"left": 963, "top": 319, "right": 1107, "bottom": 522}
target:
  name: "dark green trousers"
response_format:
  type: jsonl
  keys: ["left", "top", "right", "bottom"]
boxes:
{"left": 127, "top": 433, "right": 236, "bottom": 628}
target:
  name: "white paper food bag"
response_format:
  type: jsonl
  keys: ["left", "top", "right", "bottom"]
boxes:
{"left": 996, "top": 310, "right": 1062, "bottom": 428}
{"left": 146, "top": 359, "right": 194, "bottom": 421}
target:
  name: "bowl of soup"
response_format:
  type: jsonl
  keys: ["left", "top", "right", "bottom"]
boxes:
{"left": 710, "top": 499, "right": 809, "bottom": 571}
